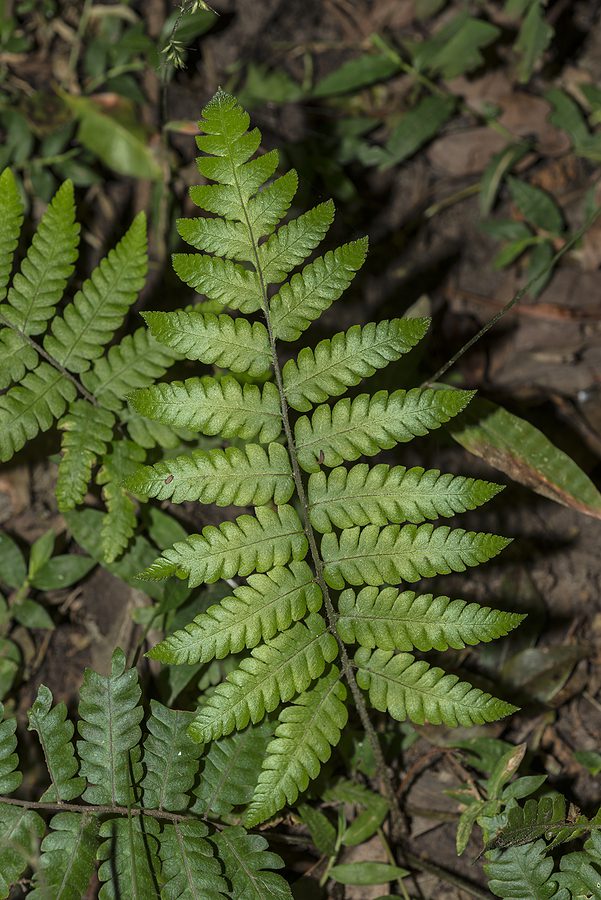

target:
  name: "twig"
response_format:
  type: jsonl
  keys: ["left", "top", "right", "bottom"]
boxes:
{"left": 0, "top": 794, "right": 216, "bottom": 826}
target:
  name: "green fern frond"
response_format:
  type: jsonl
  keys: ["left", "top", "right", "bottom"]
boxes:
{"left": 322, "top": 523, "right": 511, "bottom": 588}
{"left": 97, "top": 816, "right": 161, "bottom": 899}
{"left": 44, "top": 213, "right": 147, "bottom": 373}
{"left": 121, "top": 407, "right": 193, "bottom": 450}
{"left": 212, "top": 824, "right": 292, "bottom": 900}
{"left": 3, "top": 180, "right": 79, "bottom": 336}
{"left": 283, "top": 318, "right": 429, "bottom": 410}
{"left": 172, "top": 253, "right": 262, "bottom": 313}
{"left": 141, "top": 701, "right": 202, "bottom": 812}
{"left": 77, "top": 648, "right": 143, "bottom": 806}
{"left": 126, "top": 443, "right": 294, "bottom": 506}
{"left": 337, "top": 587, "right": 525, "bottom": 651}
{"left": 30, "top": 812, "right": 99, "bottom": 900}
{"left": 259, "top": 200, "right": 335, "bottom": 284}
{"left": 245, "top": 665, "right": 348, "bottom": 826}
{"left": 355, "top": 648, "right": 516, "bottom": 726}
{"left": 484, "top": 840, "right": 561, "bottom": 900}
{"left": 83, "top": 327, "right": 180, "bottom": 412}
{"left": 140, "top": 505, "right": 307, "bottom": 587}
{"left": 192, "top": 722, "right": 274, "bottom": 816}
{"left": 149, "top": 562, "right": 321, "bottom": 664}
{"left": 143, "top": 310, "right": 272, "bottom": 377}
{"left": 56, "top": 400, "right": 116, "bottom": 512}
{"left": 0, "top": 361, "right": 77, "bottom": 462}
{"left": 0, "top": 169, "right": 23, "bottom": 302}
{"left": 188, "top": 614, "right": 338, "bottom": 742}
{"left": 0, "top": 328, "right": 38, "bottom": 390}
{"left": 129, "top": 375, "right": 282, "bottom": 442}
{"left": 271, "top": 239, "right": 367, "bottom": 342}
{"left": 159, "top": 821, "right": 228, "bottom": 899}
{"left": 308, "top": 463, "right": 504, "bottom": 532}
{"left": 97, "top": 440, "right": 145, "bottom": 563}
{"left": 27, "top": 685, "right": 85, "bottom": 802}
{"left": 295, "top": 387, "right": 474, "bottom": 472}
{"left": 0, "top": 703, "right": 21, "bottom": 795}
{"left": 0, "top": 805, "right": 45, "bottom": 898}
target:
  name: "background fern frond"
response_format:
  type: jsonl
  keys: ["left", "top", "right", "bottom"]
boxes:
{"left": 355, "top": 648, "right": 516, "bottom": 726}
{"left": 30, "top": 812, "right": 99, "bottom": 900}
{"left": 97, "top": 816, "right": 161, "bottom": 899}
{"left": 150, "top": 562, "right": 322, "bottom": 665}
{"left": 141, "top": 701, "right": 202, "bottom": 812}
{"left": 188, "top": 614, "right": 338, "bottom": 742}
{"left": 0, "top": 703, "right": 21, "bottom": 795}
{"left": 126, "top": 443, "right": 294, "bottom": 507}
{"left": 142, "top": 310, "right": 272, "bottom": 377}
{"left": 283, "top": 318, "right": 429, "bottom": 410}
{"left": 159, "top": 821, "right": 228, "bottom": 900}
{"left": 27, "top": 685, "right": 85, "bottom": 802}
{"left": 56, "top": 400, "right": 116, "bottom": 512}
{"left": 129, "top": 374, "right": 282, "bottom": 442}
{"left": 308, "top": 463, "right": 503, "bottom": 532}
{"left": 295, "top": 387, "right": 474, "bottom": 472}
{"left": 0, "top": 169, "right": 23, "bottom": 302}
{"left": 337, "top": 587, "right": 525, "bottom": 651}
{"left": 3, "top": 180, "right": 79, "bottom": 336}
{"left": 245, "top": 665, "right": 348, "bottom": 826}
{"left": 0, "top": 805, "right": 45, "bottom": 899}
{"left": 270, "top": 238, "right": 367, "bottom": 342}
{"left": 97, "top": 441, "right": 146, "bottom": 563}
{"left": 211, "top": 825, "right": 293, "bottom": 900}
{"left": 77, "top": 648, "right": 143, "bottom": 807}
{"left": 44, "top": 213, "right": 147, "bottom": 373}
{"left": 140, "top": 505, "right": 307, "bottom": 587}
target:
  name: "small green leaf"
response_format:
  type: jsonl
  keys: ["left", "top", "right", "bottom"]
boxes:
{"left": 297, "top": 804, "right": 337, "bottom": 857}
{"left": 574, "top": 750, "right": 601, "bottom": 776}
{"left": 329, "top": 862, "right": 409, "bottom": 886}
{"left": 27, "top": 530, "right": 55, "bottom": 580}
{"left": 0, "top": 533, "right": 26, "bottom": 589}
{"left": 514, "top": 1, "right": 553, "bottom": 83}
{"left": 29, "top": 554, "right": 96, "bottom": 591}
{"left": 507, "top": 176, "right": 563, "bottom": 235}
{"left": 313, "top": 54, "right": 400, "bottom": 98}
{"left": 480, "top": 143, "right": 531, "bottom": 216}
{"left": 13, "top": 599, "right": 54, "bottom": 630}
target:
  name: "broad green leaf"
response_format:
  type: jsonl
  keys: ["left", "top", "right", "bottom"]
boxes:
{"left": 149, "top": 561, "right": 321, "bottom": 664}
{"left": 29, "top": 554, "right": 96, "bottom": 591}
{"left": 450, "top": 397, "right": 601, "bottom": 520}
{"left": 188, "top": 614, "right": 338, "bottom": 742}
{"left": 322, "top": 523, "right": 510, "bottom": 589}
{"left": 329, "top": 862, "right": 409, "bottom": 885}
{"left": 355, "top": 648, "right": 517, "bottom": 726}
{"left": 506, "top": 175, "right": 563, "bottom": 235}
{"left": 376, "top": 94, "right": 456, "bottom": 168}
{"left": 0, "top": 532, "right": 26, "bottom": 588}
{"left": 312, "top": 53, "right": 400, "bottom": 97}
{"left": 126, "top": 443, "right": 294, "bottom": 507}
{"left": 337, "top": 587, "right": 524, "bottom": 651}
{"left": 295, "top": 387, "right": 474, "bottom": 472}
{"left": 129, "top": 375, "right": 282, "bottom": 443}
{"left": 140, "top": 505, "right": 307, "bottom": 588}
{"left": 245, "top": 665, "right": 348, "bottom": 825}
{"left": 12, "top": 599, "right": 54, "bottom": 629}
{"left": 283, "top": 318, "right": 428, "bottom": 411}
{"left": 410, "top": 13, "right": 500, "bottom": 79}
{"left": 308, "top": 462, "right": 502, "bottom": 532}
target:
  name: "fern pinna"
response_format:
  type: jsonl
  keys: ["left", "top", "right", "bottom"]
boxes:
{"left": 0, "top": 651, "right": 290, "bottom": 899}
{"left": 127, "top": 90, "right": 523, "bottom": 828}
{"left": 0, "top": 171, "right": 185, "bottom": 562}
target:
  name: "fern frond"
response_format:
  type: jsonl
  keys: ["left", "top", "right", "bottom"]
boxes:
{"left": 142, "top": 309, "right": 272, "bottom": 376}
{"left": 44, "top": 213, "right": 147, "bottom": 373}
{"left": 0, "top": 805, "right": 45, "bottom": 898}
{"left": 121, "top": 407, "right": 193, "bottom": 450}
{"left": 3, "top": 180, "right": 79, "bottom": 335}
{"left": 271, "top": 239, "right": 367, "bottom": 342}
{"left": 337, "top": 587, "right": 525, "bottom": 651}
{"left": 77, "top": 648, "right": 143, "bottom": 806}
{"left": 0, "top": 703, "right": 21, "bottom": 795}
{"left": 484, "top": 840, "right": 560, "bottom": 900}
{"left": 0, "top": 328, "right": 38, "bottom": 390}
{"left": 56, "top": 400, "right": 116, "bottom": 512}
{"left": 245, "top": 665, "right": 348, "bottom": 826}
{"left": 283, "top": 318, "right": 429, "bottom": 410}
{"left": 0, "top": 169, "right": 23, "bottom": 302}
{"left": 322, "top": 523, "right": 511, "bottom": 589}
{"left": 172, "top": 253, "right": 262, "bottom": 313}
{"left": 82, "top": 327, "right": 180, "bottom": 412}
{"left": 149, "top": 562, "right": 321, "bottom": 664}
{"left": 259, "top": 201, "right": 336, "bottom": 284}
{"left": 141, "top": 701, "right": 202, "bottom": 812}
{"left": 97, "top": 816, "right": 160, "bottom": 899}
{"left": 193, "top": 721, "right": 274, "bottom": 816}
{"left": 27, "top": 685, "right": 85, "bottom": 802}
{"left": 355, "top": 648, "right": 516, "bottom": 726}
{"left": 177, "top": 215, "right": 255, "bottom": 262}
{"left": 188, "top": 614, "right": 338, "bottom": 742}
{"left": 126, "top": 443, "right": 294, "bottom": 507}
{"left": 30, "top": 812, "right": 99, "bottom": 900}
{"left": 308, "top": 463, "right": 503, "bottom": 532}
{"left": 247, "top": 169, "right": 299, "bottom": 237}
{"left": 212, "top": 824, "right": 293, "bottom": 900}
{"left": 129, "top": 374, "right": 282, "bottom": 443}
{"left": 0, "top": 362, "right": 77, "bottom": 462}
{"left": 140, "top": 505, "right": 307, "bottom": 588}
{"left": 295, "top": 387, "right": 474, "bottom": 472}
{"left": 97, "top": 440, "right": 145, "bottom": 563}
{"left": 159, "top": 821, "right": 228, "bottom": 900}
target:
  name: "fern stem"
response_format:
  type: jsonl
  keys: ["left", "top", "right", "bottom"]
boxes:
{"left": 0, "top": 794, "right": 215, "bottom": 826}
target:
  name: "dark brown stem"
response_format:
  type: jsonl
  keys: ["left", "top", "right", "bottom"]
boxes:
{"left": 0, "top": 794, "right": 214, "bottom": 826}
